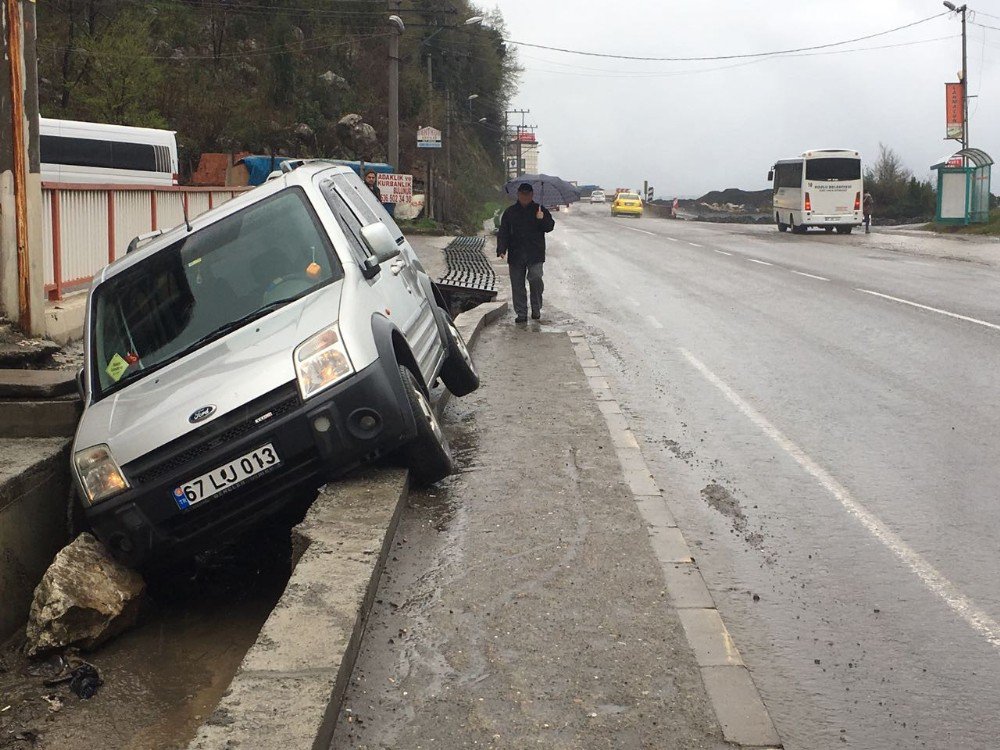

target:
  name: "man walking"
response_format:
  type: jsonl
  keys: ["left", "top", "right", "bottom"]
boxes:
{"left": 497, "top": 183, "right": 555, "bottom": 323}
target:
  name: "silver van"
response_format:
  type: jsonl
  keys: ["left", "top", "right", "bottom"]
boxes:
{"left": 71, "top": 162, "right": 478, "bottom": 566}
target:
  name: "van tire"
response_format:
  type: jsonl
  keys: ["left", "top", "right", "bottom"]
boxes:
{"left": 398, "top": 365, "right": 453, "bottom": 485}
{"left": 439, "top": 313, "right": 479, "bottom": 396}
{"left": 836, "top": 226, "right": 853, "bottom": 234}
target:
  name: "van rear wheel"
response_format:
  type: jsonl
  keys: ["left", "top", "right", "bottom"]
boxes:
{"left": 836, "top": 226, "right": 853, "bottom": 235}
{"left": 398, "top": 365, "right": 453, "bottom": 485}
{"left": 439, "top": 313, "right": 479, "bottom": 397}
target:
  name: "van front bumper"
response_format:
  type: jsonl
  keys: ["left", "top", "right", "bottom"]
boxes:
{"left": 85, "top": 360, "right": 413, "bottom": 567}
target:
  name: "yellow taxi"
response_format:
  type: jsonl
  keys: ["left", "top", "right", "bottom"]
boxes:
{"left": 611, "top": 192, "right": 643, "bottom": 218}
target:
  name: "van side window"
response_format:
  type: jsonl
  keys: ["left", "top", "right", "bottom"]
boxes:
{"left": 331, "top": 173, "right": 405, "bottom": 244}
{"left": 320, "top": 179, "right": 373, "bottom": 266}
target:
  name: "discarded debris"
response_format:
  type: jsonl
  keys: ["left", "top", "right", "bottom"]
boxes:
{"left": 25, "top": 533, "right": 146, "bottom": 656}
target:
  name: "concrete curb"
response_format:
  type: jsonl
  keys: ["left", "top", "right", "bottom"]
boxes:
{"left": 568, "top": 331, "right": 783, "bottom": 749}
{"left": 186, "top": 297, "right": 507, "bottom": 750}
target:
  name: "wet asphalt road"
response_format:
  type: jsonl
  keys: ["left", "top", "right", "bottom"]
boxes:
{"left": 545, "top": 205, "right": 1000, "bottom": 749}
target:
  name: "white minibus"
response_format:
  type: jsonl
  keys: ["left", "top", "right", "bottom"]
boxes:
{"left": 40, "top": 117, "right": 178, "bottom": 186}
{"left": 768, "top": 149, "right": 863, "bottom": 234}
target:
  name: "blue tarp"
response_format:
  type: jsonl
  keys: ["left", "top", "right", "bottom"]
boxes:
{"left": 239, "top": 156, "right": 395, "bottom": 186}
{"left": 240, "top": 156, "right": 295, "bottom": 186}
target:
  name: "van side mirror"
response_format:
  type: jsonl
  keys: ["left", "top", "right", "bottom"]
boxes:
{"left": 361, "top": 256, "right": 381, "bottom": 279}
{"left": 75, "top": 367, "right": 86, "bottom": 401}
{"left": 767, "top": 170, "right": 774, "bottom": 182}
{"left": 360, "top": 222, "right": 401, "bottom": 263}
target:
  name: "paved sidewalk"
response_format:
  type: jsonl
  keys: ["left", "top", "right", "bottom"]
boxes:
{"left": 332, "top": 322, "right": 731, "bottom": 749}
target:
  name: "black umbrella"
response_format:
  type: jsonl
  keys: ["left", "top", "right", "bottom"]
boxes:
{"left": 504, "top": 173, "right": 581, "bottom": 207}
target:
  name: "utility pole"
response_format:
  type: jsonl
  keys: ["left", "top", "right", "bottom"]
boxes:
{"left": 1, "top": 0, "right": 43, "bottom": 335}
{"left": 387, "top": 5, "right": 403, "bottom": 170}
{"left": 445, "top": 88, "right": 451, "bottom": 222}
{"left": 943, "top": 2, "right": 969, "bottom": 153}
{"left": 504, "top": 109, "right": 529, "bottom": 179}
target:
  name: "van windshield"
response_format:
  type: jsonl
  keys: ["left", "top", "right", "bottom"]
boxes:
{"left": 90, "top": 188, "right": 343, "bottom": 400}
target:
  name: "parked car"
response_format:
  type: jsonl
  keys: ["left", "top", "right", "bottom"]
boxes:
{"left": 611, "top": 192, "right": 643, "bottom": 218}
{"left": 71, "top": 161, "right": 479, "bottom": 566}
{"left": 590, "top": 190, "right": 606, "bottom": 204}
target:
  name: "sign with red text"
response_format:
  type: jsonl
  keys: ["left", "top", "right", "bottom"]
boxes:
{"left": 376, "top": 173, "right": 413, "bottom": 203}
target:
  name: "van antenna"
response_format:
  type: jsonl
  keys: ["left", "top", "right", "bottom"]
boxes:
{"left": 182, "top": 195, "right": 192, "bottom": 233}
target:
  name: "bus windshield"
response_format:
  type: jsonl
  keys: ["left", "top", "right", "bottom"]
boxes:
{"left": 806, "top": 158, "right": 861, "bottom": 182}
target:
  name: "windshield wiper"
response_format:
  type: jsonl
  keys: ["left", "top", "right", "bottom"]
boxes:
{"left": 106, "top": 298, "right": 298, "bottom": 392}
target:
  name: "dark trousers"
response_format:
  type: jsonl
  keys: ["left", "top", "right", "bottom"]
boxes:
{"left": 864, "top": 213, "right": 871, "bottom": 233}
{"left": 509, "top": 261, "right": 544, "bottom": 318}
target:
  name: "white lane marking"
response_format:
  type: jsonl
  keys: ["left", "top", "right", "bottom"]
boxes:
{"left": 746, "top": 258, "right": 773, "bottom": 266}
{"left": 667, "top": 237, "right": 680, "bottom": 243}
{"left": 627, "top": 297, "right": 640, "bottom": 307}
{"left": 857, "top": 289, "right": 1000, "bottom": 332}
{"left": 714, "top": 249, "right": 733, "bottom": 256}
{"left": 680, "top": 347, "right": 1000, "bottom": 651}
{"left": 646, "top": 315, "right": 664, "bottom": 329}
{"left": 624, "top": 226, "right": 656, "bottom": 236}
{"left": 791, "top": 270, "right": 830, "bottom": 282}
{"left": 688, "top": 242, "right": 703, "bottom": 248}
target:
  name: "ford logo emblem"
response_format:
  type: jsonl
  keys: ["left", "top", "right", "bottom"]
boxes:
{"left": 189, "top": 405, "right": 217, "bottom": 424}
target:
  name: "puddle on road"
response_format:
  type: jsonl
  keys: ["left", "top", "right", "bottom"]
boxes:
{"left": 0, "top": 505, "right": 305, "bottom": 750}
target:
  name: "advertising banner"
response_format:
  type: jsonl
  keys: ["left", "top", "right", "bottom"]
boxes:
{"left": 946, "top": 82, "right": 964, "bottom": 140}
{"left": 377, "top": 173, "right": 413, "bottom": 203}
{"left": 417, "top": 126, "right": 442, "bottom": 149}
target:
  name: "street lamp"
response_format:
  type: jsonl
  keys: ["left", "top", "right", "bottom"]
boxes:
{"left": 943, "top": 2, "right": 969, "bottom": 151}
{"left": 387, "top": 14, "right": 405, "bottom": 170}
{"left": 467, "top": 93, "right": 479, "bottom": 115}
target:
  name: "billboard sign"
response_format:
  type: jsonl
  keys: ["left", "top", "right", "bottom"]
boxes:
{"left": 946, "top": 82, "right": 964, "bottom": 140}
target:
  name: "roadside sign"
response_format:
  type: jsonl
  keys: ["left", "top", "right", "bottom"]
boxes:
{"left": 417, "top": 126, "right": 442, "bottom": 149}
{"left": 377, "top": 173, "right": 413, "bottom": 203}
{"left": 646, "top": 186, "right": 654, "bottom": 202}
{"left": 945, "top": 82, "right": 964, "bottom": 140}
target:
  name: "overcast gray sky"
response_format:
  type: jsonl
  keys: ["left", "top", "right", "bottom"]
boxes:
{"left": 488, "top": 1, "right": 1000, "bottom": 198}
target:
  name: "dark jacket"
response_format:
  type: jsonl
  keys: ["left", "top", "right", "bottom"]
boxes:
{"left": 497, "top": 201, "right": 555, "bottom": 265}
{"left": 367, "top": 182, "right": 382, "bottom": 202}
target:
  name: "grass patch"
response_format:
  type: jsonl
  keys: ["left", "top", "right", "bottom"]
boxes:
{"left": 924, "top": 209, "right": 1000, "bottom": 235}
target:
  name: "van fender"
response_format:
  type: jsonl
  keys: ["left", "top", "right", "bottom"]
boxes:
{"left": 370, "top": 313, "right": 420, "bottom": 435}
{"left": 416, "top": 274, "right": 449, "bottom": 345}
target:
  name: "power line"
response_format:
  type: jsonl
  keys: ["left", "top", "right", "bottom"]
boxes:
{"left": 502, "top": 11, "right": 948, "bottom": 62}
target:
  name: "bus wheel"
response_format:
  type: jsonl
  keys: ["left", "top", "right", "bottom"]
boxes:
{"left": 836, "top": 226, "right": 853, "bottom": 235}
{"left": 777, "top": 222, "right": 788, "bottom": 232}
{"left": 825, "top": 227, "right": 834, "bottom": 233}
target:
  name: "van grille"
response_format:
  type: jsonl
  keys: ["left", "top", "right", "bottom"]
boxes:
{"left": 124, "top": 382, "right": 300, "bottom": 486}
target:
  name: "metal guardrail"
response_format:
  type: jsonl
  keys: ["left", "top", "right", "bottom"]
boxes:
{"left": 42, "top": 183, "right": 251, "bottom": 300}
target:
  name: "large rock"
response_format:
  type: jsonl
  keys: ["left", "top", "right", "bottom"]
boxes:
{"left": 336, "top": 114, "right": 379, "bottom": 160}
{"left": 24, "top": 533, "right": 145, "bottom": 656}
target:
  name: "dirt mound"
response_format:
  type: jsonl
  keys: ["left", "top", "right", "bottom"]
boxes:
{"left": 696, "top": 187, "right": 771, "bottom": 209}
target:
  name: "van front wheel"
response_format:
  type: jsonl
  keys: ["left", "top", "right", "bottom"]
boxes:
{"left": 398, "top": 365, "right": 453, "bottom": 485}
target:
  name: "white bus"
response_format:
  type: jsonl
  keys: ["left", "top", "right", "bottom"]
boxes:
{"left": 768, "top": 149, "right": 863, "bottom": 234}
{"left": 40, "top": 117, "right": 178, "bottom": 186}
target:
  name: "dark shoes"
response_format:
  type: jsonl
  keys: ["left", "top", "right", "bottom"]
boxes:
{"left": 515, "top": 316, "right": 527, "bottom": 324}
{"left": 531, "top": 310, "right": 541, "bottom": 320}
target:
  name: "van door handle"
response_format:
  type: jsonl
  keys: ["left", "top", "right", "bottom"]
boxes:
{"left": 390, "top": 260, "right": 406, "bottom": 275}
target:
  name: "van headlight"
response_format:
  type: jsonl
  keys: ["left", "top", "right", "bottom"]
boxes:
{"left": 294, "top": 323, "right": 354, "bottom": 399}
{"left": 75, "top": 444, "right": 129, "bottom": 505}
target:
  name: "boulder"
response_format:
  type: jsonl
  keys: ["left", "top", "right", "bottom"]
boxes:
{"left": 336, "top": 114, "right": 379, "bottom": 160}
{"left": 24, "top": 533, "right": 145, "bottom": 656}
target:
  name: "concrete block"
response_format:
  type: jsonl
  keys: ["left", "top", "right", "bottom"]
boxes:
{"left": 677, "top": 608, "right": 744, "bottom": 667}
{"left": 700, "top": 666, "right": 782, "bottom": 747}
{"left": 0, "top": 438, "right": 72, "bottom": 641}
{"left": 0, "top": 399, "right": 81, "bottom": 438}
{"left": 661, "top": 562, "right": 715, "bottom": 609}
{"left": 0, "top": 369, "right": 77, "bottom": 398}
{"left": 44, "top": 292, "right": 87, "bottom": 344}
{"left": 647, "top": 525, "right": 693, "bottom": 564}
{"left": 624, "top": 464, "right": 659, "bottom": 494}
{"left": 634, "top": 494, "right": 677, "bottom": 528}
{"left": 597, "top": 400, "right": 622, "bottom": 415}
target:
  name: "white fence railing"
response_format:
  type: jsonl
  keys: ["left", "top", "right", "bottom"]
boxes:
{"left": 43, "top": 183, "right": 250, "bottom": 300}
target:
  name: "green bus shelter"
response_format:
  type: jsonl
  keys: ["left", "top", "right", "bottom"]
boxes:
{"left": 931, "top": 148, "right": 993, "bottom": 225}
